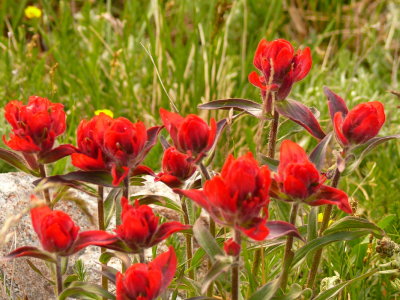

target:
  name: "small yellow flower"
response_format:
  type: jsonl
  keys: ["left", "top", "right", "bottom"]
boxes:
{"left": 25, "top": 6, "right": 42, "bottom": 19}
{"left": 317, "top": 213, "right": 333, "bottom": 226}
{"left": 95, "top": 109, "right": 114, "bottom": 118}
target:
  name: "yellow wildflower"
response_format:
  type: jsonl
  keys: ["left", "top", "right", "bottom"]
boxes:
{"left": 25, "top": 6, "right": 42, "bottom": 19}
{"left": 95, "top": 109, "right": 114, "bottom": 118}
{"left": 317, "top": 213, "right": 333, "bottom": 226}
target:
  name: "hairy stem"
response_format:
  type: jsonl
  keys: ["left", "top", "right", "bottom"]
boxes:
{"left": 180, "top": 195, "right": 194, "bottom": 279}
{"left": 306, "top": 169, "right": 341, "bottom": 290}
{"left": 267, "top": 109, "right": 280, "bottom": 158}
{"left": 97, "top": 186, "right": 108, "bottom": 299}
{"left": 279, "top": 202, "right": 299, "bottom": 291}
{"left": 38, "top": 164, "right": 51, "bottom": 205}
{"left": 231, "top": 230, "right": 242, "bottom": 300}
{"left": 55, "top": 255, "right": 63, "bottom": 296}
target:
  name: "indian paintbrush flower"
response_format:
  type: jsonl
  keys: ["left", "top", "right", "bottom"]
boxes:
{"left": 248, "top": 38, "right": 312, "bottom": 100}
{"left": 271, "top": 140, "right": 352, "bottom": 214}
{"left": 155, "top": 147, "right": 197, "bottom": 188}
{"left": 4, "top": 96, "right": 66, "bottom": 154}
{"left": 159, "top": 108, "right": 216, "bottom": 160}
{"left": 324, "top": 87, "right": 385, "bottom": 147}
{"left": 114, "top": 197, "right": 189, "bottom": 253}
{"left": 4, "top": 195, "right": 117, "bottom": 258}
{"left": 116, "top": 246, "right": 177, "bottom": 300}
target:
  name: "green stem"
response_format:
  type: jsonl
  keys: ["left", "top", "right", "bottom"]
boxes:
{"left": 279, "top": 202, "right": 299, "bottom": 291}
{"left": 199, "top": 162, "right": 215, "bottom": 297}
{"left": 231, "top": 230, "right": 242, "bottom": 300}
{"left": 97, "top": 186, "right": 108, "bottom": 299}
{"left": 180, "top": 195, "right": 194, "bottom": 279}
{"left": 55, "top": 255, "right": 63, "bottom": 296}
{"left": 306, "top": 168, "right": 341, "bottom": 290}
{"left": 38, "top": 164, "right": 51, "bottom": 205}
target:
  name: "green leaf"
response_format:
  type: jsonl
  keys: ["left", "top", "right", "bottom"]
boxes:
{"left": 136, "top": 195, "right": 182, "bottom": 213}
{"left": 193, "top": 219, "right": 224, "bottom": 262}
{"left": 249, "top": 279, "right": 280, "bottom": 300}
{"left": 292, "top": 230, "right": 373, "bottom": 268}
{"left": 99, "top": 251, "right": 131, "bottom": 270}
{"left": 0, "top": 148, "right": 39, "bottom": 176}
{"left": 313, "top": 269, "right": 378, "bottom": 300}
{"left": 104, "top": 188, "right": 120, "bottom": 229}
{"left": 259, "top": 155, "right": 279, "bottom": 172}
{"left": 309, "top": 133, "right": 333, "bottom": 171}
{"left": 345, "top": 135, "right": 400, "bottom": 174}
{"left": 377, "top": 214, "right": 396, "bottom": 230}
{"left": 201, "top": 257, "right": 232, "bottom": 294}
{"left": 58, "top": 282, "right": 116, "bottom": 300}
{"left": 324, "top": 216, "right": 384, "bottom": 238}
{"left": 26, "top": 259, "right": 54, "bottom": 284}
{"left": 198, "top": 98, "right": 263, "bottom": 118}
{"left": 273, "top": 283, "right": 312, "bottom": 300}
{"left": 307, "top": 207, "right": 318, "bottom": 242}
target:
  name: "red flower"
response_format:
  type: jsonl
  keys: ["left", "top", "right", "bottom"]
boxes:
{"left": 116, "top": 247, "right": 177, "bottom": 300}
{"left": 159, "top": 108, "right": 216, "bottom": 159}
{"left": 155, "top": 147, "right": 197, "bottom": 188}
{"left": 175, "top": 152, "right": 272, "bottom": 240}
{"left": 71, "top": 112, "right": 113, "bottom": 171}
{"left": 114, "top": 197, "right": 189, "bottom": 252}
{"left": 224, "top": 238, "right": 241, "bottom": 256}
{"left": 3, "top": 96, "right": 66, "bottom": 153}
{"left": 273, "top": 140, "right": 352, "bottom": 213}
{"left": 325, "top": 88, "right": 385, "bottom": 146}
{"left": 26, "top": 195, "right": 117, "bottom": 255}
{"left": 248, "top": 39, "right": 312, "bottom": 100}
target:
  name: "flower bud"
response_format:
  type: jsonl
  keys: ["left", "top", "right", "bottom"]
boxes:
{"left": 224, "top": 238, "right": 241, "bottom": 256}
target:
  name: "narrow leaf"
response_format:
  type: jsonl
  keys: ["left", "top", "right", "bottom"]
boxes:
{"left": 3, "top": 246, "right": 55, "bottom": 262}
{"left": 249, "top": 279, "right": 280, "bottom": 300}
{"left": 324, "top": 86, "right": 348, "bottom": 120}
{"left": 309, "top": 133, "right": 333, "bottom": 171}
{"left": 38, "top": 144, "right": 76, "bottom": 164}
{"left": 0, "top": 148, "right": 39, "bottom": 176}
{"left": 275, "top": 99, "right": 325, "bottom": 139}
{"left": 193, "top": 219, "right": 224, "bottom": 262}
{"left": 58, "top": 282, "right": 116, "bottom": 300}
{"left": 265, "top": 221, "right": 304, "bottom": 241}
{"left": 198, "top": 98, "right": 263, "bottom": 118}
{"left": 259, "top": 155, "right": 279, "bottom": 172}
{"left": 323, "top": 216, "right": 384, "bottom": 238}
{"left": 313, "top": 269, "right": 378, "bottom": 300}
{"left": 200, "top": 257, "right": 232, "bottom": 294}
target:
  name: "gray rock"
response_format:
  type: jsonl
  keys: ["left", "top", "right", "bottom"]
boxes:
{"left": 0, "top": 172, "right": 181, "bottom": 300}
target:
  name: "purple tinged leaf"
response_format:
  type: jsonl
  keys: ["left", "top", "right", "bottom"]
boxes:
{"left": 198, "top": 98, "right": 263, "bottom": 118}
{"left": 275, "top": 99, "right": 326, "bottom": 140}
{"left": 0, "top": 148, "right": 39, "bottom": 176}
{"left": 3, "top": 246, "right": 55, "bottom": 262}
{"left": 323, "top": 86, "right": 348, "bottom": 120}
{"left": 266, "top": 221, "right": 304, "bottom": 241}
{"left": 38, "top": 144, "right": 77, "bottom": 164}
{"left": 33, "top": 170, "right": 117, "bottom": 187}
{"left": 68, "top": 230, "right": 119, "bottom": 255}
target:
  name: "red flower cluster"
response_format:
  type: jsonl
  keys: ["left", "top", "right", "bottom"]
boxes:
{"left": 272, "top": 140, "right": 352, "bottom": 213}
{"left": 116, "top": 247, "right": 176, "bottom": 300}
{"left": 249, "top": 39, "right": 312, "bottom": 100}
{"left": 325, "top": 87, "right": 385, "bottom": 146}
{"left": 114, "top": 197, "right": 189, "bottom": 253}
{"left": 160, "top": 108, "right": 216, "bottom": 159}
{"left": 3, "top": 96, "right": 66, "bottom": 154}
{"left": 72, "top": 113, "right": 160, "bottom": 186}
{"left": 155, "top": 147, "right": 196, "bottom": 188}
{"left": 176, "top": 152, "right": 271, "bottom": 240}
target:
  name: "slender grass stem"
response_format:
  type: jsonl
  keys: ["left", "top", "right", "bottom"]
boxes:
{"left": 180, "top": 195, "right": 194, "bottom": 279}
{"left": 306, "top": 169, "right": 341, "bottom": 290}
{"left": 279, "top": 202, "right": 299, "bottom": 291}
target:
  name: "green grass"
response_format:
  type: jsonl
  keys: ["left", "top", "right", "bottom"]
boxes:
{"left": 1, "top": 0, "right": 400, "bottom": 298}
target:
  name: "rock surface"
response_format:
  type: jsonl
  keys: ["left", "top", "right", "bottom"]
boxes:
{"left": 0, "top": 172, "right": 180, "bottom": 300}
